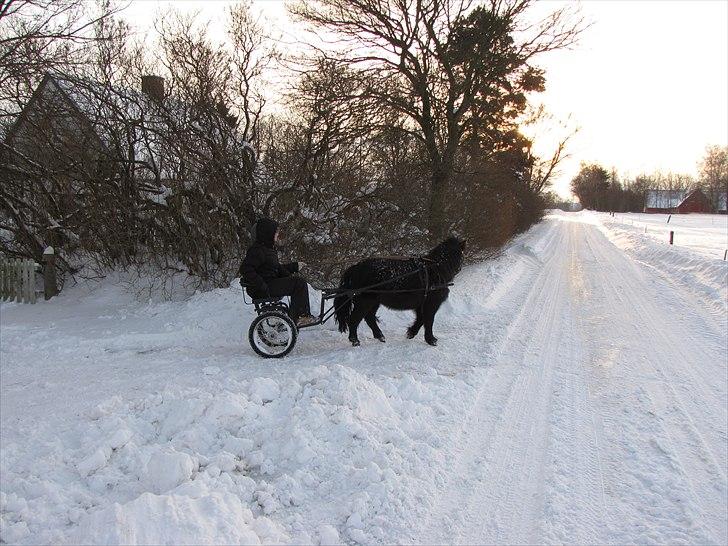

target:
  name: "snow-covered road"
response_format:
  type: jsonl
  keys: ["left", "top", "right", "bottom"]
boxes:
{"left": 418, "top": 215, "right": 727, "bottom": 544}
{"left": 1, "top": 212, "right": 726, "bottom": 544}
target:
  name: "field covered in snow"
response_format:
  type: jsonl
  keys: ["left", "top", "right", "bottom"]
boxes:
{"left": 1, "top": 211, "right": 726, "bottom": 544}
{"left": 606, "top": 211, "right": 728, "bottom": 260}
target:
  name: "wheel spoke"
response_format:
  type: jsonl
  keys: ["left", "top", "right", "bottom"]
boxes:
{"left": 249, "top": 312, "right": 296, "bottom": 357}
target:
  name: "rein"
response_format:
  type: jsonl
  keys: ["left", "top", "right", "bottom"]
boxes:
{"left": 321, "top": 256, "right": 451, "bottom": 297}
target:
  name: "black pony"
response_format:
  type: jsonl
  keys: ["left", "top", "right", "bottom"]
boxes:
{"left": 334, "top": 237, "right": 466, "bottom": 346}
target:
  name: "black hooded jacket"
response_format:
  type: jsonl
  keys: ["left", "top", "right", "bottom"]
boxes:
{"left": 238, "top": 218, "right": 298, "bottom": 294}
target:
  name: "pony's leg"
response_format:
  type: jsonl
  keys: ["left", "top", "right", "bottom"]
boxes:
{"left": 407, "top": 307, "right": 424, "bottom": 339}
{"left": 347, "top": 298, "right": 369, "bottom": 346}
{"left": 364, "top": 303, "right": 385, "bottom": 342}
{"left": 423, "top": 294, "right": 446, "bottom": 346}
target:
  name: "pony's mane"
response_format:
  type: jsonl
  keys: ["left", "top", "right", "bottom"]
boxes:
{"left": 426, "top": 236, "right": 463, "bottom": 260}
{"left": 425, "top": 236, "right": 464, "bottom": 281}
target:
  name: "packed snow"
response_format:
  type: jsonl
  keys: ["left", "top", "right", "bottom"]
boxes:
{"left": 1, "top": 211, "right": 726, "bottom": 544}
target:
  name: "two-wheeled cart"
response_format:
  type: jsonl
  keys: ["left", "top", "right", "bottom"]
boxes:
{"left": 241, "top": 267, "right": 453, "bottom": 358}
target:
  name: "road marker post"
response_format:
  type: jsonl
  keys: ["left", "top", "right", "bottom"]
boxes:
{"left": 43, "top": 247, "right": 58, "bottom": 300}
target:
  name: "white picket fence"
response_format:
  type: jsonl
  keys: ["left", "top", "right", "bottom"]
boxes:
{"left": 0, "top": 258, "right": 40, "bottom": 304}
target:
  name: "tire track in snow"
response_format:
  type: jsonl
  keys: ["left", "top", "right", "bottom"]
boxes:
{"left": 413, "top": 216, "right": 726, "bottom": 544}
{"left": 583, "top": 225, "right": 727, "bottom": 476}
{"left": 415, "top": 221, "right": 608, "bottom": 544}
{"left": 580, "top": 225, "right": 727, "bottom": 543}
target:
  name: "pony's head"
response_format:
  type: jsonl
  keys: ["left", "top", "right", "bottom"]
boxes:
{"left": 427, "top": 236, "right": 467, "bottom": 280}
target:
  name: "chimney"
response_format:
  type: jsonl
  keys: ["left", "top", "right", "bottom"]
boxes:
{"left": 141, "top": 75, "right": 164, "bottom": 101}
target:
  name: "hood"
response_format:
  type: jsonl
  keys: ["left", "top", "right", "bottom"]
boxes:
{"left": 252, "top": 217, "right": 278, "bottom": 247}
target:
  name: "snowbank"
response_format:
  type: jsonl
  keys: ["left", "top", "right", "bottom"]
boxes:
{"left": 590, "top": 211, "right": 728, "bottom": 315}
{"left": 0, "top": 362, "right": 481, "bottom": 544}
{"left": 1, "top": 224, "right": 551, "bottom": 544}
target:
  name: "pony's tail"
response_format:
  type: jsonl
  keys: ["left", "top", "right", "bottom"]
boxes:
{"left": 334, "top": 265, "right": 356, "bottom": 333}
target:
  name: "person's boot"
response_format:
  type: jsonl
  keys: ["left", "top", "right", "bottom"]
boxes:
{"left": 296, "top": 314, "right": 318, "bottom": 327}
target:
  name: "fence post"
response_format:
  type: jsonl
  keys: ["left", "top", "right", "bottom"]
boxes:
{"left": 22, "top": 260, "right": 28, "bottom": 303}
{"left": 43, "top": 247, "right": 58, "bottom": 300}
{"left": 2, "top": 260, "right": 7, "bottom": 301}
{"left": 28, "top": 260, "right": 38, "bottom": 303}
{"left": 14, "top": 258, "right": 21, "bottom": 302}
{"left": 667, "top": 214, "right": 671, "bottom": 224}
{"left": 26, "top": 260, "right": 36, "bottom": 304}
{"left": 0, "top": 260, "right": 5, "bottom": 300}
{"left": 6, "top": 259, "right": 12, "bottom": 301}
{"left": 669, "top": 231, "right": 674, "bottom": 245}
{"left": 4, "top": 260, "right": 9, "bottom": 301}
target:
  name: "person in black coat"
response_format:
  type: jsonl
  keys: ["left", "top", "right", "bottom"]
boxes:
{"left": 238, "top": 217, "right": 316, "bottom": 326}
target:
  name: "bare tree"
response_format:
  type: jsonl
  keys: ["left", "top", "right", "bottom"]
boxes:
{"left": 289, "top": 0, "right": 583, "bottom": 239}
{"left": 1, "top": 6, "right": 269, "bottom": 292}
{"left": 698, "top": 144, "right": 728, "bottom": 210}
{"left": 227, "top": 2, "right": 280, "bottom": 144}
{"left": 0, "top": 0, "right": 117, "bottom": 128}
{"left": 254, "top": 60, "right": 415, "bottom": 282}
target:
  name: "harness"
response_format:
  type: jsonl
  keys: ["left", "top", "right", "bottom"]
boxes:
{"left": 327, "top": 256, "right": 449, "bottom": 298}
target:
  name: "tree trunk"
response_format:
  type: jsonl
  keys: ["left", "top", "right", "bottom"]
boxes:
{"left": 428, "top": 170, "right": 449, "bottom": 242}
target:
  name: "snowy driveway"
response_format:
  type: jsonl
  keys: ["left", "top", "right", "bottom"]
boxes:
{"left": 1, "top": 213, "right": 726, "bottom": 544}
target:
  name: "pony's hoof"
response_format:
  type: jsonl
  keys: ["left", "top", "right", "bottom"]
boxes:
{"left": 350, "top": 339, "right": 361, "bottom": 347}
{"left": 406, "top": 329, "right": 417, "bottom": 339}
{"left": 425, "top": 337, "right": 438, "bottom": 346}
{"left": 375, "top": 335, "right": 386, "bottom": 343}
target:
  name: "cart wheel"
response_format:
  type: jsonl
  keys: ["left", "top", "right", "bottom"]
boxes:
{"left": 248, "top": 310, "right": 297, "bottom": 358}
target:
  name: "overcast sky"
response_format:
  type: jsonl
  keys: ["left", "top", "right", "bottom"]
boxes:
{"left": 123, "top": 0, "right": 728, "bottom": 198}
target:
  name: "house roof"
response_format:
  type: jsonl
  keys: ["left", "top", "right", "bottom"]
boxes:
{"left": 645, "top": 189, "right": 685, "bottom": 209}
{"left": 6, "top": 73, "right": 254, "bottom": 183}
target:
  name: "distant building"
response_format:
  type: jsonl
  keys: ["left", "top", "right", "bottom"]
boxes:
{"left": 644, "top": 190, "right": 684, "bottom": 213}
{"left": 4, "top": 73, "right": 251, "bottom": 186}
{"left": 644, "top": 189, "right": 711, "bottom": 214}
{"left": 567, "top": 202, "right": 582, "bottom": 212}
{"left": 676, "top": 189, "right": 712, "bottom": 213}
{"left": 717, "top": 193, "right": 727, "bottom": 215}
{"left": 2, "top": 73, "right": 254, "bottom": 258}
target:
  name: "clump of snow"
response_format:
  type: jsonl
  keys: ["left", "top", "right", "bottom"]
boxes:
{"left": 71, "top": 491, "right": 281, "bottom": 545}
{"left": 144, "top": 449, "right": 196, "bottom": 494}
{"left": 318, "top": 524, "right": 341, "bottom": 545}
{"left": 248, "top": 377, "right": 280, "bottom": 404}
{"left": 77, "top": 446, "right": 112, "bottom": 477}
{"left": 0, "top": 358, "right": 480, "bottom": 544}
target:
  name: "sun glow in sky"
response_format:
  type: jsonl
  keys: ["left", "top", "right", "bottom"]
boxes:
{"left": 124, "top": 0, "right": 728, "bottom": 198}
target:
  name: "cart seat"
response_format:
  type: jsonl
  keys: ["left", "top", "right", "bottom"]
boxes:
{"left": 240, "top": 279, "right": 287, "bottom": 308}
{"left": 251, "top": 295, "right": 284, "bottom": 305}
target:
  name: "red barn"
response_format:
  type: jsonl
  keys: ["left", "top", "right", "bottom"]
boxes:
{"left": 676, "top": 189, "right": 711, "bottom": 213}
{"left": 644, "top": 189, "right": 712, "bottom": 213}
